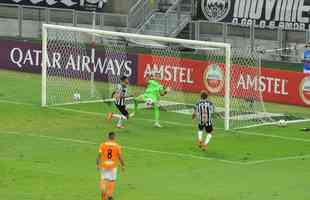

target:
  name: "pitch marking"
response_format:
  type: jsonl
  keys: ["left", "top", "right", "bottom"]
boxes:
{"left": 0, "top": 130, "right": 241, "bottom": 165}
{"left": 233, "top": 130, "right": 310, "bottom": 143}
{"left": 1, "top": 130, "right": 310, "bottom": 165}
{"left": 244, "top": 154, "right": 310, "bottom": 165}
{"left": 50, "top": 106, "right": 310, "bottom": 143}
{"left": 1, "top": 100, "right": 310, "bottom": 144}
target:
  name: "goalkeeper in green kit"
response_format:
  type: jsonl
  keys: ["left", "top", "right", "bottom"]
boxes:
{"left": 133, "top": 73, "right": 169, "bottom": 127}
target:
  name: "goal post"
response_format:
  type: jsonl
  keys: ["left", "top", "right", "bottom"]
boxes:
{"left": 41, "top": 25, "right": 47, "bottom": 107}
{"left": 43, "top": 23, "right": 262, "bottom": 130}
{"left": 224, "top": 46, "right": 231, "bottom": 131}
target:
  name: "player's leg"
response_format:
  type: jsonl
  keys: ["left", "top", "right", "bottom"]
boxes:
{"left": 202, "top": 125, "right": 213, "bottom": 151}
{"left": 116, "top": 106, "right": 129, "bottom": 128}
{"left": 153, "top": 101, "right": 161, "bottom": 127}
{"left": 133, "top": 94, "right": 145, "bottom": 114}
{"left": 99, "top": 170, "right": 108, "bottom": 200}
{"left": 107, "top": 105, "right": 128, "bottom": 128}
{"left": 100, "top": 180, "right": 107, "bottom": 200}
{"left": 197, "top": 124, "right": 204, "bottom": 148}
{"left": 106, "top": 168, "right": 117, "bottom": 200}
{"left": 107, "top": 181, "right": 116, "bottom": 200}
{"left": 107, "top": 113, "right": 127, "bottom": 121}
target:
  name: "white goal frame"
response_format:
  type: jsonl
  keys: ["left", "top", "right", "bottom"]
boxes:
{"left": 41, "top": 24, "right": 231, "bottom": 130}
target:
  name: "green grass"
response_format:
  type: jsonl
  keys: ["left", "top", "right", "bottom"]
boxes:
{"left": 1, "top": 69, "right": 310, "bottom": 200}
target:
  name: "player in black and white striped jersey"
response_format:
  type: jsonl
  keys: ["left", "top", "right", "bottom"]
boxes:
{"left": 115, "top": 79, "right": 128, "bottom": 107}
{"left": 192, "top": 90, "right": 214, "bottom": 150}
{"left": 107, "top": 76, "right": 131, "bottom": 129}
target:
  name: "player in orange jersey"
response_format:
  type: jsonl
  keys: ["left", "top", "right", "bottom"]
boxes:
{"left": 96, "top": 132, "right": 125, "bottom": 200}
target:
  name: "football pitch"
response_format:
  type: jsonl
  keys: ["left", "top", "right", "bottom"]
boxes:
{"left": 1, "top": 69, "right": 310, "bottom": 200}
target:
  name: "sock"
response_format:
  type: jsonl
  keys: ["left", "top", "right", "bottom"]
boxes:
{"left": 112, "top": 114, "right": 127, "bottom": 120}
{"left": 107, "top": 182, "right": 115, "bottom": 199}
{"left": 117, "top": 119, "right": 123, "bottom": 126}
{"left": 205, "top": 134, "right": 212, "bottom": 145}
{"left": 134, "top": 95, "right": 144, "bottom": 113}
{"left": 198, "top": 131, "right": 203, "bottom": 142}
{"left": 113, "top": 114, "right": 127, "bottom": 127}
{"left": 134, "top": 99, "right": 138, "bottom": 113}
{"left": 101, "top": 192, "right": 106, "bottom": 200}
{"left": 154, "top": 105, "right": 160, "bottom": 123}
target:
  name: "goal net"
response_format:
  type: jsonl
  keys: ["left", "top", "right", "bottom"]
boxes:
{"left": 42, "top": 24, "right": 272, "bottom": 130}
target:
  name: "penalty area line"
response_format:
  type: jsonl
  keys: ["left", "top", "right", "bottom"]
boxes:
{"left": 47, "top": 106, "right": 196, "bottom": 128}
{"left": 244, "top": 154, "right": 310, "bottom": 165}
{"left": 50, "top": 107, "right": 310, "bottom": 143}
{"left": 1, "top": 130, "right": 309, "bottom": 165}
{"left": 0, "top": 99, "right": 34, "bottom": 106}
{"left": 0, "top": 99, "right": 195, "bottom": 128}
{"left": 232, "top": 129, "right": 310, "bottom": 143}
{"left": 0, "top": 130, "right": 241, "bottom": 165}
{"left": 234, "top": 118, "right": 310, "bottom": 129}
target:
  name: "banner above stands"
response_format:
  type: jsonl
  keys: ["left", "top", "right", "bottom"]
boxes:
{"left": 2, "top": 0, "right": 107, "bottom": 12}
{"left": 197, "top": 0, "right": 310, "bottom": 31}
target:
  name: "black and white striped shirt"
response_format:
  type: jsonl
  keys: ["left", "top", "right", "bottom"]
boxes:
{"left": 195, "top": 100, "right": 214, "bottom": 126}
{"left": 115, "top": 84, "right": 128, "bottom": 106}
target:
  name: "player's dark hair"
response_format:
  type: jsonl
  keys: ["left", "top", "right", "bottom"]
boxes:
{"left": 120, "top": 75, "right": 128, "bottom": 82}
{"left": 201, "top": 90, "right": 208, "bottom": 100}
{"left": 108, "top": 132, "right": 116, "bottom": 140}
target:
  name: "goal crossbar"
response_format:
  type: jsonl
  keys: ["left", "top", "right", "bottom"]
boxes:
{"left": 41, "top": 24, "right": 231, "bottom": 130}
{"left": 42, "top": 24, "right": 231, "bottom": 49}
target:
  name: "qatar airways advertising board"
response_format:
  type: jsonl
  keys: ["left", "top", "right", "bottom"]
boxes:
{"left": 0, "top": 39, "right": 138, "bottom": 84}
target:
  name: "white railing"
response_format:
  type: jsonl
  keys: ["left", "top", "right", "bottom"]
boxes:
{"left": 0, "top": 3, "right": 307, "bottom": 62}
{"left": 137, "top": 0, "right": 192, "bottom": 37}
{"left": 190, "top": 21, "right": 308, "bottom": 63}
{"left": 128, "top": 0, "right": 158, "bottom": 30}
{"left": 0, "top": 3, "right": 128, "bottom": 38}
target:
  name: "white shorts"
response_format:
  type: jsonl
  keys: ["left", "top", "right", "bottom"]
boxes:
{"left": 100, "top": 168, "right": 117, "bottom": 181}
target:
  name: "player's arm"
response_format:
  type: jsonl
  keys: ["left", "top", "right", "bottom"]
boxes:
{"left": 116, "top": 84, "right": 135, "bottom": 99}
{"left": 97, "top": 144, "right": 103, "bottom": 170}
{"left": 192, "top": 110, "right": 196, "bottom": 120}
{"left": 210, "top": 102, "right": 215, "bottom": 114}
{"left": 112, "top": 90, "right": 132, "bottom": 102}
{"left": 114, "top": 85, "right": 124, "bottom": 99}
{"left": 192, "top": 105, "right": 197, "bottom": 120}
{"left": 96, "top": 153, "right": 102, "bottom": 171}
{"left": 118, "top": 148, "right": 125, "bottom": 171}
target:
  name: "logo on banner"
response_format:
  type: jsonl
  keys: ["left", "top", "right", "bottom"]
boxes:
{"left": 304, "top": 49, "right": 310, "bottom": 74}
{"left": 7, "top": 0, "right": 106, "bottom": 11}
{"left": 80, "top": 0, "right": 107, "bottom": 9}
{"left": 201, "top": 0, "right": 231, "bottom": 22}
{"left": 203, "top": 63, "right": 224, "bottom": 93}
{"left": 299, "top": 76, "right": 310, "bottom": 105}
